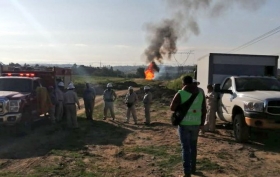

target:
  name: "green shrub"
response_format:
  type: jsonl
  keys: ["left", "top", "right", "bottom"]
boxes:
{"left": 166, "top": 73, "right": 194, "bottom": 91}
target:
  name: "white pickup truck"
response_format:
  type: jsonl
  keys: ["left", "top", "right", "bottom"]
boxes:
{"left": 215, "top": 76, "right": 280, "bottom": 142}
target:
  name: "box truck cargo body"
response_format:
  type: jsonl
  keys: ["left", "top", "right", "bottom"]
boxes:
{"left": 197, "top": 53, "right": 278, "bottom": 92}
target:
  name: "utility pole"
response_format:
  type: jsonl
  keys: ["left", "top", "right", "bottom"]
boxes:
{"left": 172, "top": 50, "right": 194, "bottom": 75}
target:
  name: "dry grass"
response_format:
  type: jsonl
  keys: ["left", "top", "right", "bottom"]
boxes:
{"left": 0, "top": 86, "right": 279, "bottom": 177}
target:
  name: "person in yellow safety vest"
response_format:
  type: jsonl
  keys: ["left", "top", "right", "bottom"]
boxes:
{"left": 143, "top": 85, "right": 152, "bottom": 125}
{"left": 170, "top": 76, "right": 206, "bottom": 177}
{"left": 55, "top": 81, "right": 65, "bottom": 123}
{"left": 63, "top": 82, "right": 80, "bottom": 129}
{"left": 124, "top": 86, "right": 138, "bottom": 124}
{"left": 103, "top": 83, "right": 117, "bottom": 120}
{"left": 203, "top": 84, "right": 218, "bottom": 133}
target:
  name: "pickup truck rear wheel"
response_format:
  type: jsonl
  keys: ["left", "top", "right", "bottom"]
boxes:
{"left": 233, "top": 114, "right": 249, "bottom": 143}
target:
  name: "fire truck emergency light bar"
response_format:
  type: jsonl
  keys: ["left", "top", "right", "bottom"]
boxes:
{"left": 2, "top": 73, "right": 35, "bottom": 77}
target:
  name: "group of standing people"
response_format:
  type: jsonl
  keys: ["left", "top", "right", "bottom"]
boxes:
{"left": 47, "top": 81, "right": 81, "bottom": 129}
{"left": 102, "top": 83, "right": 153, "bottom": 125}
{"left": 170, "top": 75, "right": 218, "bottom": 177}
{"left": 47, "top": 81, "right": 153, "bottom": 129}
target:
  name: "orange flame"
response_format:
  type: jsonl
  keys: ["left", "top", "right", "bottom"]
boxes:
{"left": 145, "top": 62, "right": 159, "bottom": 80}
{"left": 145, "top": 68, "right": 154, "bottom": 80}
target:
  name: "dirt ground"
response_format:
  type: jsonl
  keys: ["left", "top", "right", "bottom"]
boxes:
{"left": 0, "top": 88, "right": 279, "bottom": 177}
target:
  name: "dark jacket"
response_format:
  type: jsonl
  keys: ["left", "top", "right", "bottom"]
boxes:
{"left": 83, "top": 88, "right": 96, "bottom": 101}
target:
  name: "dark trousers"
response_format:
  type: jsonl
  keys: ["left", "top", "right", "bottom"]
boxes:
{"left": 178, "top": 125, "right": 200, "bottom": 175}
{"left": 84, "top": 99, "right": 94, "bottom": 120}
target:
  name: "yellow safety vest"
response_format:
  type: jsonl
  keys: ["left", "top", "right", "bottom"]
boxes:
{"left": 178, "top": 90, "right": 203, "bottom": 126}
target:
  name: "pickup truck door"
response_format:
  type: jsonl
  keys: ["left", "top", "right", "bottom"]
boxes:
{"left": 217, "top": 78, "right": 233, "bottom": 122}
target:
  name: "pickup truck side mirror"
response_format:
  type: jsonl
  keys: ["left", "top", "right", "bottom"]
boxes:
{"left": 214, "top": 84, "right": 233, "bottom": 94}
{"left": 214, "top": 84, "right": 221, "bottom": 92}
{"left": 221, "top": 89, "right": 233, "bottom": 94}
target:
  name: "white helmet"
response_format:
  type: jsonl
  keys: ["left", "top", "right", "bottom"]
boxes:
{"left": 128, "top": 86, "right": 133, "bottom": 90}
{"left": 67, "top": 82, "right": 75, "bottom": 89}
{"left": 107, "top": 83, "right": 113, "bottom": 87}
{"left": 144, "top": 86, "right": 150, "bottom": 90}
{"left": 193, "top": 79, "right": 200, "bottom": 85}
{"left": 58, "top": 82, "right": 64, "bottom": 87}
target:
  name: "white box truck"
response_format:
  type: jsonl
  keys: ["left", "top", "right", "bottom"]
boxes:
{"left": 197, "top": 53, "right": 280, "bottom": 142}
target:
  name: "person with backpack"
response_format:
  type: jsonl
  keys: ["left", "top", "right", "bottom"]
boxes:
{"left": 170, "top": 76, "right": 206, "bottom": 177}
{"left": 103, "top": 83, "right": 117, "bottom": 120}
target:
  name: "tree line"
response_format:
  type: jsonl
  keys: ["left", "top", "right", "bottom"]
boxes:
{"left": 6, "top": 63, "right": 146, "bottom": 78}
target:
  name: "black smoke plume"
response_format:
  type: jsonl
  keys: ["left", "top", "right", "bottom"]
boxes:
{"left": 144, "top": 0, "right": 267, "bottom": 63}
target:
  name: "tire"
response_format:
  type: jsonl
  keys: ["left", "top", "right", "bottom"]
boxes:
{"left": 15, "top": 111, "right": 33, "bottom": 136}
{"left": 233, "top": 114, "right": 249, "bottom": 143}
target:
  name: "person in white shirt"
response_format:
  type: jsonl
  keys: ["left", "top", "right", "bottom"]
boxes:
{"left": 63, "top": 82, "right": 80, "bottom": 129}
{"left": 124, "top": 86, "right": 138, "bottom": 124}
{"left": 203, "top": 84, "right": 218, "bottom": 132}
{"left": 55, "top": 81, "right": 65, "bottom": 122}
{"left": 103, "top": 83, "right": 117, "bottom": 120}
{"left": 143, "top": 86, "right": 152, "bottom": 125}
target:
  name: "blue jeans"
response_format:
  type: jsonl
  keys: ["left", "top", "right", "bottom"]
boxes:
{"left": 178, "top": 125, "right": 200, "bottom": 174}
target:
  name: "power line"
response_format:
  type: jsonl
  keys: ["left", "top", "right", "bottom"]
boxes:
{"left": 228, "top": 25, "right": 280, "bottom": 53}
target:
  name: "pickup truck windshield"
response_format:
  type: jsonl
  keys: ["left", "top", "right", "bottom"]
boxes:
{"left": 0, "top": 78, "right": 32, "bottom": 92}
{"left": 235, "top": 77, "right": 280, "bottom": 92}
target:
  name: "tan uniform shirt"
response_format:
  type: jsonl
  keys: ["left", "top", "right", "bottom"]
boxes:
{"left": 55, "top": 88, "right": 64, "bottom": 102}
{"left": 143, "top": 92, "right": 152, "bottom": 105}
{"left": 63, "top": 90, "right": 79, "bottom": 105}
{"left": 125, "top": 92, "right": 138, "bottom": 104}
{"left": 206, "top": 91, "right": 217, "bottom": 107}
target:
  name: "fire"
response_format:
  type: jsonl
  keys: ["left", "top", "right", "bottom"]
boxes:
{"left": 145, "top": 68, "right": 154, "bottom": 80}
{"left": 145, "top": 61, "right": 159, "bottom": 80}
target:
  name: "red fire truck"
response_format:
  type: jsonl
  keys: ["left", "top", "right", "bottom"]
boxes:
{"left": 0, "top": 66, "right": 72, "bottom": 134}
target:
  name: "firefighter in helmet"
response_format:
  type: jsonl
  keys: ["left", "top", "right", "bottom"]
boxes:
{"left": 103, "top": 83, "right": 117, "bottom": 120}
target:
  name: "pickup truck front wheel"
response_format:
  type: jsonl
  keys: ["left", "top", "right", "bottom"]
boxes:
{"left": 15, "top": 111, "right": 33, "bottom": 136}
{"left": 233, "top": 114, "right": 249, "bottom": 143}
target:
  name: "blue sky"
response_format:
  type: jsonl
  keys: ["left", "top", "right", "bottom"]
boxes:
{"left": 0, "top": 0, "right": 279, "bottom": 66}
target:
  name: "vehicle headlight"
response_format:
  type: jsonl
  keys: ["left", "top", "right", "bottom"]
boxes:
{"left": 244, "top": 101, "right": 264, "bottom": 112}
{"left": 9, "top": 100, "right": 21, "bottom": 112}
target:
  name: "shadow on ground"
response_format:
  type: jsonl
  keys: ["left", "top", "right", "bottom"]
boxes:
{"left": 213, "top": 123, "right": 280, "bottom": 153}
{"left": 0, "top": 117, "right": 132, "bottom": 159}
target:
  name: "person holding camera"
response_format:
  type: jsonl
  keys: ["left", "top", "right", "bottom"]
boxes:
{"left": 124, "top": 86, "right": 138, "bottom": 124}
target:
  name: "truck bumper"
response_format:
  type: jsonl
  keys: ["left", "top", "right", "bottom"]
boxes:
{"left": 245, "top": 117, "right": 280, "bottom": 129}
{"left": 0, "top": 113, "right": 22, "bottom": 126}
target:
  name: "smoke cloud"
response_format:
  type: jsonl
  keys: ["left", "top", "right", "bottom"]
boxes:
{"left": 144, "top": 0, "right": 267, "bottom": 63}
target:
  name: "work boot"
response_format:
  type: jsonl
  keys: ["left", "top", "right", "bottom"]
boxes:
{"left": 144, "top": 122, "right": 150, "bottom": 125}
